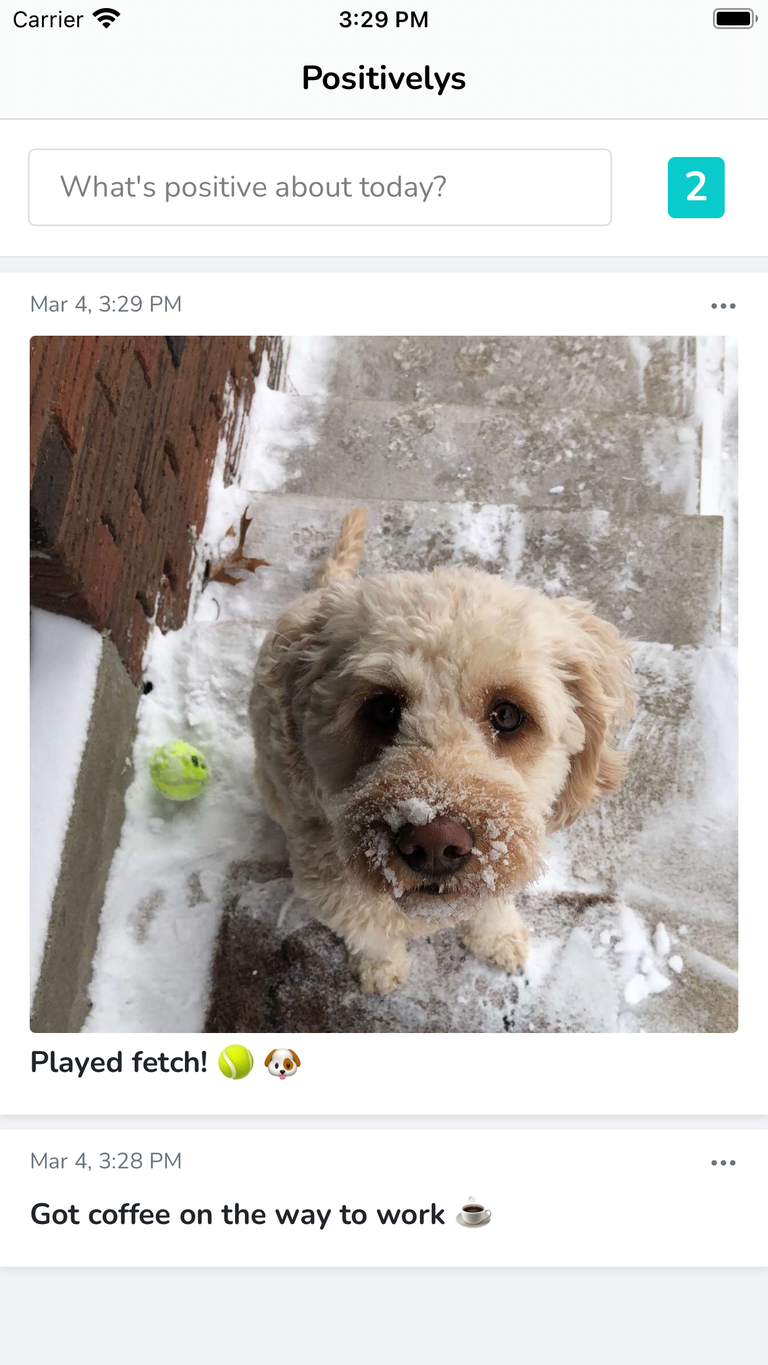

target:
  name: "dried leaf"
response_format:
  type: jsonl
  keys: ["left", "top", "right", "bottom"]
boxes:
{"left": 210, "top": 571, "right": 242, "bottom": 587}
{"left": 207, "top": 507, "right": 269, "bottom": 587}
{"left": 236, "top": 509, "right": 252, "bottom": 552}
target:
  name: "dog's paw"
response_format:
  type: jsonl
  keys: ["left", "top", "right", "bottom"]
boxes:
{"left": 358, "top": 952, "right": 409, "bottom": 996}
{"left": 463, "top": 925, "right": 530, "bottom": 975}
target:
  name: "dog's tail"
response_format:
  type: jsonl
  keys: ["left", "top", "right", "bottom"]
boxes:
{"left": 315, "top": 506, "right": 368, "bottom": 587}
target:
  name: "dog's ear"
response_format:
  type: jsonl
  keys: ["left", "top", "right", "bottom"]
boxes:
{"left": 289, "top": 1050, "right": 300, "bottom": 1067}
{"left": 252, "top": 582, "right": 353, "bottom": 732}
{"left": 251, "top": 587, "right": 341, "bottom": 803}
{"left": 549, "top": 597, "right": 635, "bottom": 831}
{"left": 252, "top": 511, "right": 366, "bottom": 765}
{"left": 258, "top": 588, "right": 332, "bottom": 698}
{"left": 264, "top": 1050, "right": 276, "bottom": 1068}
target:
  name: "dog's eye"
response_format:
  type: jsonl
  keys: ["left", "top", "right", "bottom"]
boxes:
{"left": 489, "top": 701, "right": 525, "bottom": 734}
{"left": 361, "top": 692, "right": 402, "bottom": 736}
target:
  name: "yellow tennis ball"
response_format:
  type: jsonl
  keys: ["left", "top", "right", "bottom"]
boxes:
{"left": 218, "top": 1045, "right": 254, "bottom": 1080}
{"left": 149, "top": 740, "right": 209, "bottom": 801}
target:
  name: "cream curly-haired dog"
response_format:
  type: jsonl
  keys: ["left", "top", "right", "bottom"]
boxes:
{"left": 250, "top": 509, "right": 634, "bottom": 996}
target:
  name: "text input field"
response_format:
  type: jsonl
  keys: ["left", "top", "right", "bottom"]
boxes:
{"left": 28, "top": 148, "right": 612, "bottom": 227}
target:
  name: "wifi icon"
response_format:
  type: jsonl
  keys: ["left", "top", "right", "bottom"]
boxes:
{"left": 93, "top": 7, "right": 120, "bottom": 26}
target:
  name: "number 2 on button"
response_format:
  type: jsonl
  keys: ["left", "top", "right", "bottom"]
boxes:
{"left": 686, "top": 171, "right": 707, "bottom": 201}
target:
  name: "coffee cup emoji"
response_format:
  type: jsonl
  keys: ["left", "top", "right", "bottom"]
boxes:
{"left": 460, "top": 1201, "right": 491, "bottom": 1225}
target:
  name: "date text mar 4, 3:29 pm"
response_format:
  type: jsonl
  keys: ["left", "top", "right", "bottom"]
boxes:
{"left": 31, "top": 295, "right": 181, "bottom": 313}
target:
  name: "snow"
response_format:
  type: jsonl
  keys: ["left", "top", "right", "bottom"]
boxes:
{"left": 384, "top": 798, "right": 436, "bottom": 830}
{"left": 698, "top": 334, "right": 738, "bottom": 641}
{"left": 538, "top": 930, "right": 617, "bottom": 1034}
{"left": 448, "top": 502, "right": 525, "bottom": 575}
{"left": 82, "top": 619, "right": 282, "bottom": 1032}
{"left": 627, "top": 336, "right": 651, "bottom": 398}
{"left": 30, "top": 610, "right": 102, "bottom": 997}
{"left": 624, "top": 975, "right": 649, "bottom": 1006}
{"left": 194, "top": 344, "right": 336, "bottom": 628}
{"left": 653, "top": 924, "right": 670, "bottom": 958}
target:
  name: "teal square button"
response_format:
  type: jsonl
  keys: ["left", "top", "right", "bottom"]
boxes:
{"left": 668, "top": 157, "right": 725, "bottom": 218}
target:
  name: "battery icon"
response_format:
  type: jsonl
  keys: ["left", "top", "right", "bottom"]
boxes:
{"left": 713, "top": 8, "right": 756, "bottom": 24}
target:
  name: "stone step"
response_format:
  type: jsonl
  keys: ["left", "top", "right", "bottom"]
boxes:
{"left": 323, "top": 336, "right": 698, "bottom": 420}
{"left": 548, "top": 641, "right": 737, "bottom": 974}
{"left": 272, "top": 394, "right": 701, "bottom": 517}
{"left": 229, "top": 493, "right": 722, "bottom": 648}
{"left": 204, "top": 875, "right": 736, "bottom": 1035}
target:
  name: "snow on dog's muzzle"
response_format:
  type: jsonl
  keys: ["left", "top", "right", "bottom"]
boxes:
{"left": 330, "top": 767, "right": 545, "bottom": 923}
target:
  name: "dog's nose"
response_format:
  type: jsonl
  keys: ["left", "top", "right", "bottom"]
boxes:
{"left": 395, "top": 817, "right": 473, "bottom": 877}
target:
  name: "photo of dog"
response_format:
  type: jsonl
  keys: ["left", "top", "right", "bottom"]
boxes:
{"left": 252, "top": 509, "right": 634, "bottom": 996}
{"left": 29, "top": 335, "right": 737, "bottom": 1034}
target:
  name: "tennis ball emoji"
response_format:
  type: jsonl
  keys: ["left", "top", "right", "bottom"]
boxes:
{"left": 149, "top": 740, "right": 209, "bottom": 801}
{"left": 218, "top": 1045, "right": 254, "bottom": 1080}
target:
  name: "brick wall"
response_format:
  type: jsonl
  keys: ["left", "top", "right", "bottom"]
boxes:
{"left": 30, "top": 336, "right": 278, "bottom": 681}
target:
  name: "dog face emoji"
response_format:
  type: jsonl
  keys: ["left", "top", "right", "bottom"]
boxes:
{"left": 265, "top": 1048, "right": 301, "bottom": 1079}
